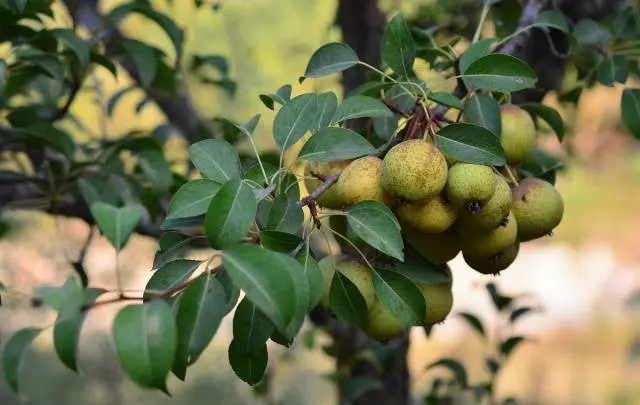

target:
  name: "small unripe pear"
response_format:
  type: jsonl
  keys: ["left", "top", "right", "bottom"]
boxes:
{"left": 418, "top": 281, "right": 454, "bottom": 325}
{"left": 381, "top": 140, "right": 448, "bottom": 202}
{"left": 445, "top": 163, "right": 496, "bottom": 212}
{"left": 404, "top": 227, "right": 460, "bottom": 264}
{"left": 364, "top": 299, "right": 408, "bottom": 341}
{"left": 396, "top": 194, "right": 457, "bottom": 233}
{"left": 336, "top": 156, "right": 394, "bottom": 207}
{"left": 318, "top": 255, "right": 375, "bottom": 309}
{"left": 463, "top": 243, "right": 520, "bottom": 275}
{"left": 458, "top": 174, "right": 512, "bottom": 231}
{"left": 461, "top": 211, "right": 518, "bottom": 258}
{"left": 500, "top": 105, "right": 536, "bottom": 164}
{"left": 511, "top": 177, "right": 564, "bottom": 241}
{"left": 304, "top": 160, "right": 351, "bottom": 209}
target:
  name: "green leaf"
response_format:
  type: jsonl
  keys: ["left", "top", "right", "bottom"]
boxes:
{"left": 273, "top": 93, "right": 317, "bottom": 150}
{"left": 520, "top": 148, "right": 564, "bottom": 179}
{"left": 53, "top": 288, "right": 104, "bottom": 373}
{"left": 90, "top": 51, "right": 118, "bottom": 78}
{"left": 535, "top": 10, "right": 569, "bottom": 33}
{"left": 345, "top": 377, "right": 383, "bottom": 402}
{"left": 312, "top": 91, "right": 338, "bottom": 133}
{"left": 596, "top": 56, "right": 630, "bottom": 87}
{"left": 204, "top": 179, "right": 257, "bottom": 249}
{"left": 500, "top": 336, "right": 527, "bottom": 357}
{"left": 296, "top": 249, "right": 324, "bottom": 310}
{"left": 2, "top": 328, "right": 41, "bottom": 393}
{"left": 228, "top": 339, "right": 268, "bottom": 386}
{"left": 278, "top": 250, "right": 310, "bottom": 342}
{"left": 304, "top": 42, "right": 359, "bottom": 78}
{"left": 259, "top": 84, "right": 292, "bottom": 110}
{"left": 621, "top": 88, "right": 640, "bottom": 140}
{"left": 464, "top": 93, "right": 501, "bottom": 136}
{"left": 113, "top": 301, "right": 176, "bottom": 392}
{"left": 173, "top": 273, "right": 228, "bottom": 380}
{"left": 348, "top": 81, "right": 395, "bottom": 97}
{"left": 0, "top": 59, "right": 6, "bottom": 99}
{"left": 244, "top": 162, "right": 278, "bottom": 187}
{"left": 145, "top": 260, "right": 202, "bottom": 299}
{"left": 265, "top": 194, "right": 303, "bottom": 234}
{"left": 428, "top": 92, "right": 463, "bottom": 110}
{"left": 191, "top": 54, "right": 228, "bottom": 76}
{"left": 218, "top": 270, "right": 241, "bottom": 314}
{"left": 189, "top": 139, "right": 242, "bottom": 182}
{"left": 107, "top": 85, "right": 137, "bottom": 116}
{"left": 572, "top": 19, "right": 612, "bottom": 46}
{"left": 332, "top": 95, "right": 393, "bottom": 123}
{"left": 329, "top": 271, "right": 369, "bottom": 327}
{"left": 51, "top": 28, "right": 90, "bottom": 70}
{"left": 509, "top": 306, "right": 537, "bottom": 324}
{"left": 426, "top": 358, "right": 468, "bottom": 388}
{"left": 519, "top": 102, "right": 565, "bottom": 142}
{"left": 382, "top": 13, "right": 415, "bottom": 77}
{"left": 298, "top": 127, "right": 375, "bottom": 162}
{"left": 435, "top": 123, "right": 506, "bottom": 166}
{"left": 458, "top": 312, "right": 486, "bottom": 338}
{"left": 373, "top": 268, "right": 425, "bottom": 325}
{"left": 221, "top": 244, "right": 298, "bottom": 331}
{"left": 121, "top": 39, "right": 158, "bottom": 88}
{"left": 485, "top": 283, "right": 513, "bottom": 311}
{"left": 6, "top": 0, "right": 27, "bottom": 13}
{"left": 167, "top": 179, "right": 221, "bottom": 219}
{"left": 233, "top": 297, "right": 274, "bottom": 349}
{"left": 259, "top": 230, "right": 303, "bottom": 253}
{"left": 153, "top": 234, "right": 197, "bottom": 268}
{"left": 36, "top": 276, "right": 84, "bottom": 318}
{"left": 463, "top": 54, "right": 537, "bottom": 93}
{"left": 459, "top": 38, "right": 497, "bottom": 73}
{"left": 21, "top": 121, "right": 75, "bottom": 159}
{"left": 373, "top": 115, "right": 400, "bottom": 140}
{"left": 136, "top": 145, "right": 172, "bottom": 196}
{"left": 90, "top": 203, "right": 143, "bottom": 251}
{"left": 491, "top": 0, "right": 522, "bottom": 38}
{"left": 393, "top": 245, "right": 452, "bottom": 285}
{"left": 346, "top": 201, "right": 404, "bottom": 261}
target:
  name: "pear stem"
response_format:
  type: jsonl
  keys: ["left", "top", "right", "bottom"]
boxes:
{"left": 504, "top": 165, "right": 520, "bottom": 186}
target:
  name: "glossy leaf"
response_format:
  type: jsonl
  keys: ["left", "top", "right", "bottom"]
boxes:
{"left": 260, "top": 231, "right": 303, "bottom": 253}
{"left": 519, "top": 102, "right": 565, "bottom": 142}
{"left": 90, "top": 203, "right": 144, "bottom": 251}
{"left": 382, "top": 13, "right": 415, "bottom": 77}
{"left": 329, "top": 271, "right": 368, "bottom": 327}
{"left": 2, "top": 328, "right": 41, "bottom": 393}
{"left": 621, "top": 88, "right": 640, "bottom": 140}
{"left": 304, "top": 42, "right": 359, "bottom": 78}
{"left": 436, "top": 123, "right": 506, "bottom": 166}
{"left": 167, "top": 179, "right": 222, "bottom": 219}
{"left": 259, "top": 84, "right": 292, "bottom": 110}
{"left": 464, "top": 93, "right": 501, "bottom": 136}
{"left": 145, "top": 260, "right": 202, "bottom": 299}
{"left": 298, "top": 127, "right": 375, "bottom": 162}
{"left": 228, "top": 339, "right": 268, "bottom": 386}
{"left": 273, "top": 93, "right": 317, "bottom": 150}
{"left": 189, "top": 139, "right": 242, "bottom": 182}
{"left": 153, "top": 234, "right": 198, "bottom": 269}
{"left": 346, "top": 201, "right": 404, "bottom": 261}
{"left": 459, "top": 38, "right": 497, "bottom": 73}
{"left": 204, "top": 180, "right": 257, "bottom": 249}
{"left": 463, "top": 54, "right": 537, "bottom": 93}
{"left": 311, "top": 91, "right": 338, "bottom": 133}
{"left": 373, "top": 268, "right": 426, "bottom": 325}
{"left": 332, "top": 95, "right": 393, "bottom": 123}
{"left": 572, "top": 19, "right": 612, "bottom": 46}
{"left": 233, "top": 297, "right": 275, "bottom": 348}
{"left": 297, "top": 249, "right": 324, "bottom": 310}
{"left": 266, "top": 194, "right": 304, "bottom": 234}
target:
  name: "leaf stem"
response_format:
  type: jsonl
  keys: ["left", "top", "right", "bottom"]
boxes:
{"left": 504, "top": 165, "right": 520, "bottom": 186}
{"left": 326, "top": 226, "right": 375, "bottom": 271}
{"left": 473, "top": 3, "right": 491, "bottom": 43}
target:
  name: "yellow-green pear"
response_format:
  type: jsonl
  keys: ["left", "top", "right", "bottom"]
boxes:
{"left": 364, "top": 299, "right": 408, "bottom": 341}
{"left": 418, "top": 281, "right": 454, "bottom": 325}
{"left": 404, "top": 227, "right": 460, "bottom": 264}
{"left": 396, "top": 194, "right": 457, "bottom": 233}
{"left": 304, "top": 160, "right": 351, "bottom": 209}
{"left": 511, "top": 177, "right": 564, "bottom": 241}
{"left": 500, "top": 105, "right": 536, "bottom": 164}
{"left": 445, "top": 163, "right": 496, "bottom": 212}
{"left": 458, "top": 174, "right": 512, "bottom": 231}
{"left": 461, "top": 211, "right": 518, "bottom": 258}
{"left": 336, "top": 156, "right": 394, "bottom": 207}
{"left": 318, "top": 255, "right": 375, "bottom": 309}
{"left": 463, "top": 243, "right": 520, "bottom": 275}
{"left": 381, "top": 139, "right": 448, "bottom": 202}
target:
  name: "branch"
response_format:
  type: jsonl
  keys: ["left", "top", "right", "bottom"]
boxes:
{"left": 497, "top": 0, "right": 549, "bottom": 55}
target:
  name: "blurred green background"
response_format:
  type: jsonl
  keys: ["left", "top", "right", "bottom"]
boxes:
{"left": 2, "top": 1, "right": 640, "bottom": 404}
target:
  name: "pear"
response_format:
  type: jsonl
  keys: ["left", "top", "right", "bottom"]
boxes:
{"left": 304, "top": 160, "right": 351, "bottom": 209}
{"left": 404, "top": 227, "right": 460, "bottom": 264}
{"left": 418, "top": 281, "right": 454, "bottom": 325}
{"left": 461, "top": 211, "right": 518, "bottom": 258}
{"left": 318, "top": 255, "right": 375, "bottom": 309}
{"left": 445, "top": 163, "right": 496, "bottom": 212}
{"left": 511, "top": 177, "right": 564, "bottom": 241}
{"left": 396, "top": 194, "right": 457, "bottom": 233}
{"left": 364, "top": 299, "right": 408, "bottom": 341}
{"left": 336, "top": 156, "right": 394, "bottom": 207}
{"left": 463, "top": 243, "right": 520, "bottom": 275}
{"left": 500, "top": 105, "right": 536, "bottom": 164}
{"left": 381, "top": 139, "right": 448, "bottom": 202}
{"left": 458, "top": 174, "right": 512, "bottom": 231}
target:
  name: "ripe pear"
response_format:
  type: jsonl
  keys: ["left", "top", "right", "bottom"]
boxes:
{"left": 318, "top": 255, "right": 375, "bottom": 309}
{"left": 461, "top": 211, "right": 518, "bottom": 258}
{"left": 404, "top": 227, "right": 460, "bottom": 264}
{"left": 418, "top": 281, "right": 454, "bottom": 325}
{"left": 364, "top": 299, "right": 408, "bottom": 341}
{"left": 336, "top": 156, "right": 394, "bottom": 207}
{"left": 511, "top": 177, "right": 564, "bottom": 241}
{"left": 500, "top": 105, "right": 536, "bottom": 164}
{"left": 396, "top": 194, "right": 457, "bottom": 233}
{"left": 381, "top": 139, "right": 448, "bottom": 202}
{"left": 304, "top": 160, "right": 351, "bottom": 209}
{"left": 458, "top": 174, "right": 512, "bottom": 231}
{"left": 463, "top": 243, "right": 520, "bottom": 275}
{"left": 445, "top": 163, "right": 496, "bottom": 212}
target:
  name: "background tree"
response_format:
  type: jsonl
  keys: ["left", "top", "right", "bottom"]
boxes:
{"left": 1, "top": 1, "right": 639, "bottom": 405}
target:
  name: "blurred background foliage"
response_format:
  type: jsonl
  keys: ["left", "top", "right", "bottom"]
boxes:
{"left": 1, "top": 0, "right": 640, "bottom": 404}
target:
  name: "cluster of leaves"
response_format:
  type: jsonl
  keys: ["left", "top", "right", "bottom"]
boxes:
{"left": 1, "top": 0, "right": 639, "bottom": 400}
{"left": 424, "top": 282, "right": 541, "bottom": 405}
